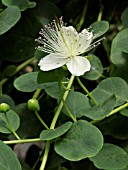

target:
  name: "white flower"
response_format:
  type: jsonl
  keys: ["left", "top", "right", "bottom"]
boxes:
{"left": 36, "top": 18, "right": 100, "bottom": 76}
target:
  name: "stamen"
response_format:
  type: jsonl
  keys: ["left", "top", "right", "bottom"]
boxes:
{"left": 86, "top": 37, "right": 105, "bottom": 52}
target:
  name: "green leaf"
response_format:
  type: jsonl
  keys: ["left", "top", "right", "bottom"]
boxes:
{"left": 62, "top": 0, "right": 85, "bottom": 20}
{"left": 2, "top": 0, "right": 36, "bottom": 11}
{"left": 14, "top": 72, "right": 58, "bottom": 92}
{"left": 121, "top": 7, "right": 128, "bottom": 28}
{"left": 44, "top": 82, "right": 63, "bottom": 99}
{"left": 30, "top": 0, "right": 61, "bottom": 25}
{"left": 0, "top": 13, "right": 41, "bottom": 62}
{"left": 44, "top": 78, "right": 70, "bottom": 99}
{"left": 90, "top": 143, "right": 128, "bottom": 170}
{"left": 14, "top": 103, "right": 42, "bottom": 138}
{"left": 120, "top": 108, "right": 128, "bottom": 117}
{"left": 113, "top": 64, "right": 128, "bottom": 83}
{"left": 62, "top": 91, "right": 91, "bottom": 118}
{"left": 107, "top": 114, "right": 128, "bottom": 140}
{"left": 35, "top": 49, "right": 46, "bottom": 61}
{"left": 38, "top": 68, "right": 68, "bottom": 83}
{"left": 82, "top": 54, "right": 103, "bottom": 80}
{"left": 2, "top": 65, "right": 17, "bottom": 77}
{"left": 0, "top": 140, "right": 21, "bottom": 170}
{"left": 0, "top": 94, "right": 15, "bottom": 110}
{"left": 110, "top": 38, "right": 127, "bottom": 66}
{"left": 83, "top": 95, "right": 116, "bottom": 120}
{"left": 89, "top": 21, "right": 109, "bottom": 38}
{"left": 113, "top": 29, "right": 128, "bottom": 54}
{"left": 0, "top": 110, "right": 20, "bottom": 134}
{"left": 40, "top": 122, "right": 72, "bottom": 141}
{"left": 0, "top": 6, "right": 21, "bottom": 35}
{"left": 54, "top": 120, "right": 103, "bottom": 161}
{"left": 116, "top": 167, "right": 128, "bottom": 170}
{"left": 91, "top": 77, "right": 128, "bottom": 105}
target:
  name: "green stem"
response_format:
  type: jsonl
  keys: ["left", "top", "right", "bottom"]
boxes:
{"left": 5, "top": 114, "right": 21, "bottom": 140}
{"left": 4, "top": 138, "right": 41, "bottom": 144}
{"left": 107, "top": 102, "right": 128, "bottom": 117}
{"left": 4, "top": 103, "right": 128, "bottom": 144}
{"left": 60, "top": 81, "right": 69, "bottom": 90}
{"left": 62, "top": 101, "right": 77, "bottom": 122}
{"left": 39, "top": 141, "right": 51, "bottom": 170}
{"left": 39, "top": 74, "right": 75, "bottom": 170}
{"left": 32, "top": 154, "right": 42, "bottom": 170}
{"left": 97, "top": 0, "right": 104, "bottom": 21}
{"left": 0, "top": 57, "right": 35, "bottom": 87}
{"left": 76, "top": 0, "right": 89, "bottom": 31}
{"left": 50, "top": 74, "right": 75, "bottom": 129}
{"left": 76, "top": 77, "right": 98, "bottom": 106}
{"left": 34, "top": 111, "right": 49, "bottom": 129}
{"left": 32, "top": 89, "right": 42, "bottom": 99}
{"left": 99, "top": 73, "right": 107, "bottom": 78}
{"left": 0, "top": 86, "right": 2, "bottom": 95}
{"left": 59, "top": 81, "right": 77, "bottom": 122}
{"left": 15, "top": 57, "right": 35, "bottom": 74}
{"left": 91, "top": 102, "right": 128, "bottom": 124}
{"left": 0, "top": 78, "right": 8, "bottom": 88}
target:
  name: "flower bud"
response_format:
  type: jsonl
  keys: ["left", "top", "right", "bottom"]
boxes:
{"left": 0, "top": 103, "right": 10, "bottom": 113}
{"left": 87, "top": 55, "right": 92, "bottom": 61}
{"left": 28, "top": 99, "right": 40, "bottom": 111}
{"left": 62, "top": 65, "right": 68, "bottom": 70}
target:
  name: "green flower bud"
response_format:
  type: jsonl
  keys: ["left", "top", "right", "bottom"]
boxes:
{"left": 87, "top": 55, "right": 92, "bottom": 61}
{"left": 62, "top": 65, "right": 68, "bottom": 70}
{"left": 0, "top": 103, "right": 10, "bottom": 113}
{"left": 28, "top": 99, "right": 40, "bottom": 111}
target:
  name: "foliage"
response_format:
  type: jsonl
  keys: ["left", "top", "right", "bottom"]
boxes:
{"left": 0, "top": 0, "right": 128, "bottom": 170}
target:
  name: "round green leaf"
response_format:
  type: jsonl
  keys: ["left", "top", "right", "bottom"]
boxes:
{"left": 40, "top": 122, "right": 72, "bottom": 141}
{"left": 0, "top": 6, "right": 21, "bottom": 35}
{"left": 120, "top": 108, "right": 128, "bottom": 117}
{"left": 38, "top": 68, "right": 68, "bottom": 83}
{"left": 83, "top": 95, "right": 116, "bottom": 120}
{"left": 0, "top": 110, "right": 20, "bottom": 134}
{"left": 62, "top": 91, "right": 91, "bottom": 118}
{"left": 89, "top": 21, "right": 109, "bottom": 38}
{"left": 110, "top": 37, "right": 127, "bottom": 66}
{"left": 107, "top": 114, "right": 128, "bottom": 140}
{"left": 0, "top": 14, "right": 41, "bottom": 62}
{"left": 90, "top": 143, "right": 128, "bottom": 169}
{"left": 30, "top": 0, "right": 61, "bottom": 25}
{"left": 54, "top": 120, "right": 103, "bottom": 161}
{"left": 14, "top": 72, "right": 58, "bottom": 92}
{"left": 121, "top": 7, "right": 128, "bottom": 28}
{"left": 0, "top": 94, "right": 15, "bottom": 110}
{"left": 82, "top": 54, "right": 103, "bottom": 80}
{"left": 2, "top": 65, "right": 17, "bottom": 77}
{"left": 0, "top": 140, "right": 21, "bottom": 170}
{"left": 44, "top": 83, "right": 63, "bottom": 99}
{"left": 113, "top": 29, "right": 128, "bottom": 53}
{"left": 113, "top": 63, "right": 128, "bottom": 83}
{"left": 91, "top": 77, "right": 128, "bottom": 105}
{"left": 110, "top": 24, "right": 128, "bottom": 67}
{"left": 2, "top": 0, "right": 36, "bottom": 11}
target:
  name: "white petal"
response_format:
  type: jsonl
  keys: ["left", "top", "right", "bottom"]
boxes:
{"left": 66, "top": 56, "right": 91, "bottom": 76}
{"left": 38, "top": 54, "right": 69, "bottom": 71}
{"left": 61, "top": 26, "right": 78, "bottom": 55}
{"left": 76, "top": 29, "right": 93, "bottom": 55}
